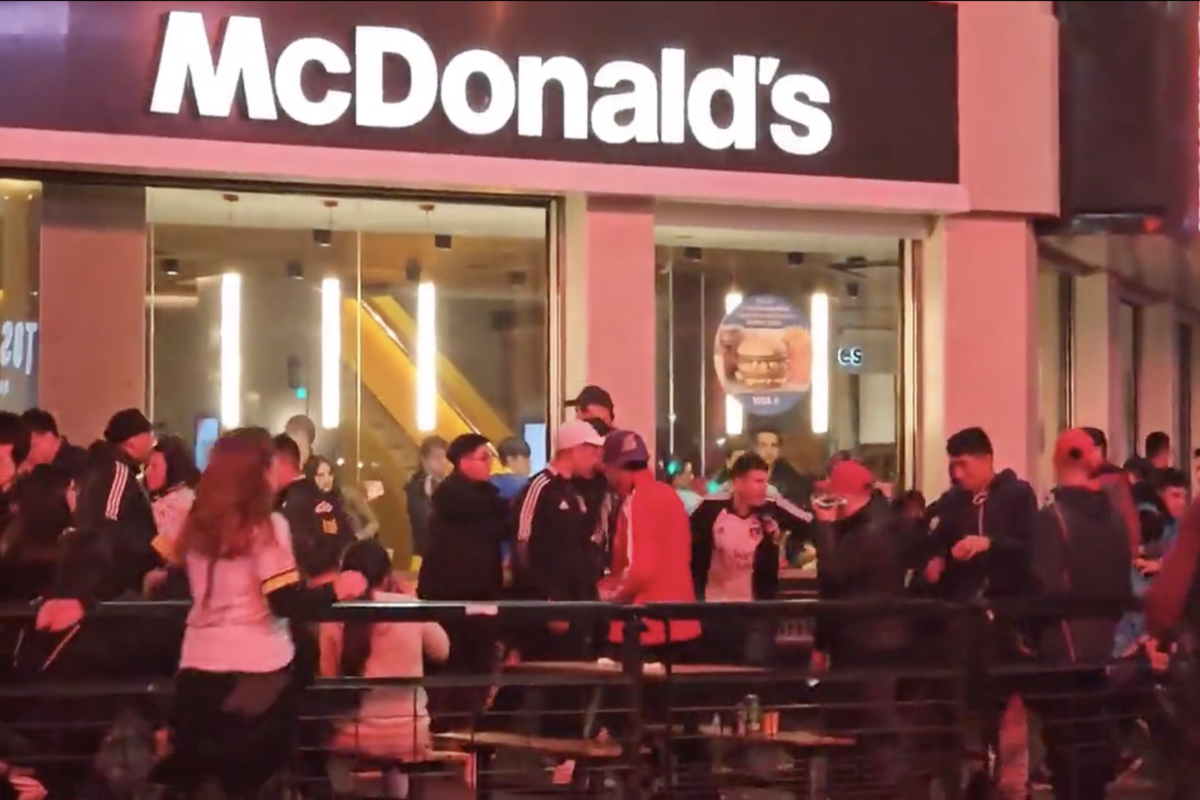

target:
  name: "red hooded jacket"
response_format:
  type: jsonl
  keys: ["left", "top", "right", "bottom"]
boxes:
{"left": 607, "top": 472, "right": 701, "bottom": 646}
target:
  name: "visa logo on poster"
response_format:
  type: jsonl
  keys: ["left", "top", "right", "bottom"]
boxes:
{"left": 149, "top": 11, "right": 834, "bottom": 156}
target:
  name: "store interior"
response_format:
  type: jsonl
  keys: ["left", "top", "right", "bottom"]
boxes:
{"left": 0, "top": 184, "right": 909, "bottom": 557}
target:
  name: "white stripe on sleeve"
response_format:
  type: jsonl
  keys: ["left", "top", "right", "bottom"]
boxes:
{"left": 516, "top": 472, "right": 551, "bottom": 543}
{"left": 769, "top": 495, "right": 813, "bottom": 523}
{"left": 104, "top": 463, "right": 129, "bottom": 521}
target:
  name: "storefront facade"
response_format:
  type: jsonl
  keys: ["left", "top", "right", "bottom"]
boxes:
{"left": 0, "top": 1, "right": 1058, "bottom": 531}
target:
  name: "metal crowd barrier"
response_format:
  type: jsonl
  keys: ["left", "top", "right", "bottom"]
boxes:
{"left": 0, "top": 596, "right": 1191, "bottom": 800}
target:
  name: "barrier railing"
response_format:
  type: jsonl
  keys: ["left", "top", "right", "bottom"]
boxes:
{"left": 0, "top": 596, "right": 1188, "bottom": 800}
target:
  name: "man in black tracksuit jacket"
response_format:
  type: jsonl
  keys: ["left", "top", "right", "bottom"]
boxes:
{"left": 35, "top": 409, "right": 163, "bottom": 678}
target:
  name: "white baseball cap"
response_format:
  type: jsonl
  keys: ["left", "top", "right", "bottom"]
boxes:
{"left": 555, "top": 419, "right": 606, "bottom": 451}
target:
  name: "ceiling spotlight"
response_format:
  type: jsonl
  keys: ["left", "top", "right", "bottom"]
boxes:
{"left": 786, "top": 252, "right": 806, "bottom": 267}
{"left": 847, "top": 281, "right": 861, "bottom": 300}
{"left": 508, "top": 270, "right": 527, "bottom": 288}
{"left": 286, "top": 260, "right": 304, "bottom": 280}
{"left": 312, "top": 229, "right": 332, "bottom": 247}
{"left": 683, "top": 246, "right": 703, "bottom": 262}
{"left": 405, "top": 260, "right": 422, "bottom": 283}
{"left": 161, "top": 258, "right": 180, "bottom": 277}
{"left": 434, "top": 234, "right": 452, "bottom": 251}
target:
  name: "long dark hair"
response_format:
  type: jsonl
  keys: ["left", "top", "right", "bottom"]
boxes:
{"left": 154, "top": 434, "right": 201, "bottom": 491}
{"left": 337, "top": 539, "right": 394, "bottom": 678}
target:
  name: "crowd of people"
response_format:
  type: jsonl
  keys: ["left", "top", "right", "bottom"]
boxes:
{"left": 0, "top": 385, "right": 1199, "bottom": 800}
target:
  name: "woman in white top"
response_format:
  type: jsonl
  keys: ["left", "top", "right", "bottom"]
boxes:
{"left": 321, "top": 539, "right": 449, "bottom": 775}
{"left": 154, "top": 428, "right": 366, "bottom": 799}
{"left": 145, "top": 435, "right": 199, "bottom": 602}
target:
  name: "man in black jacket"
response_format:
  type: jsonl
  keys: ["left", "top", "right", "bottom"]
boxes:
{"left": 404, "top": 435, "right": 448, "bottom": 568}
{"left": 811, "top": 459, "right": 911, "bottom": 800}
{"left": 35, "top": 409, "right": 162, "bottom": 681}
{"left": 921, "top": 427, "right": 1038, "bottom": 800}
{"left": 1029, "top": 428, "right": 1131, "bottom": 800}
{"left": 21, "top": 408, "right": 87, "bottom": 483}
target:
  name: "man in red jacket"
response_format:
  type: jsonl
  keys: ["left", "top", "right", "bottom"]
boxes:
{"left": 599, "top": 430, "right": 701, "bottom": 652}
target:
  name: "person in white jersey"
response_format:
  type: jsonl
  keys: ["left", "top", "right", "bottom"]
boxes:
{"left": 154, "top": 428, "right": 366, "bottom": 799}
{"left": 690, "top": 452, "right": 814, "bottom": 664}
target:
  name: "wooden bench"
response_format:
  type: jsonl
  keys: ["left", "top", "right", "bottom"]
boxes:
{"left": 436, "top": 729, "right": 639, "bottom": 799}
{"left": 646, "top": 723, "right": 854, "bottom": 750}
{"left": 436, "top": 729, "right": 624, "bottom": 760}
{"left": 331, "top": 749, "right": 470, "bottom": 800}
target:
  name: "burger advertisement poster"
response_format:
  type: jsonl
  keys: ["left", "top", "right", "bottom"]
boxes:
{"left": 714, "top": 295, "right": 812, "bottom": 416}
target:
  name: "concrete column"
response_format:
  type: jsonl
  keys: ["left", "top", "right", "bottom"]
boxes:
{"left": 0, "top": 184, "right": 41, "bottom": 412}
{"left": 919, "top": 216, "right": 1038, "bottom": 497}
{"left": 1137, "top": 303, "right": 1178, "bottom": 460}
{"left": 561, "top": 195, "right": 656, "bottom": 455}
{"left": 1072, "top": 273, "right": 1124, "bottom": 461}
{"left": 39, "top": 184, "right": 147, "bottom": 443}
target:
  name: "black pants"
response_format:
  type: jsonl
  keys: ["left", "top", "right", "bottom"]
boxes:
{"left": 426, "top": 619, "right": 497, "bottom": 732}
{"left": 484, "top": 624, "right": 591, "bottom": 738}
{"left": 824, "top": 651, "right": 912, "bottom": 800}
{"left": 1026, "top": 669, "right": 1118, "bottom": 800}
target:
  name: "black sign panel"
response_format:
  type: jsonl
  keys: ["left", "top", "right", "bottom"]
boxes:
{"left": 0, "top": 1, "right": 959, "bottom": 183}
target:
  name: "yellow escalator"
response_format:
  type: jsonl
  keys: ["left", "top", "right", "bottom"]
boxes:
{"left": 341, "top": 299, "right": 480, "bottom": 445}
{"left": 366, "top": 296, "right": 512, "bottom": 444}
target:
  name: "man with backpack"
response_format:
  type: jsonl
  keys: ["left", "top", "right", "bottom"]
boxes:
{"left": 1030, "top": 428, "right": 1132, "bottom": 800}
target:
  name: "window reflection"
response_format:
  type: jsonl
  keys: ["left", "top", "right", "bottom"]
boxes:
{"left": 0, "top": 180, "right": 42, "bottom": 412}
{"left": 1118, "top": 300, "right": 1140, "bottom": 461}
{"left": 655, "top": 237, "right": 905, "bottom": 502}
{"left": 146, "top": 188, "right": 550, "bottom": 560}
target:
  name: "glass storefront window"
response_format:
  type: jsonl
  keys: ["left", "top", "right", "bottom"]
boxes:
{"left": 1036, "top": 270, "right": 1073, "bottom": 490}
{"left": 1118, "top": 300, "right": 1140, "bottom": 461}
{"left": 655, "top": 236, "right": 904, "bottom": 502}
{"left": 1178, "top": 322, "right": 1193, "bottom": 470}
{"left": 146, "top": 188, "right": 551, "bottom": 560}
{"left": 0, "top": 180, "right": 42, "bottom": 412}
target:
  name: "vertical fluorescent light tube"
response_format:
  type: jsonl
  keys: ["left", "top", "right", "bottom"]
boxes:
{"left": 416, "top": 281, "right": 437, "bottom": 432}
{"left": 810, "top": 292, "right": 830, "bottom": 434}
{"left": 320, "top": 277, "right": 341, "bottom": 430}
{"left": 723, "top": 290, "right": 745, "bottom": 436}
{"left": 219, "top": 272, "right": 242, "bottom": 429}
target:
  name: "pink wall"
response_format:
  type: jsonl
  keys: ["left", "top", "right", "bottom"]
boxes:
{"left": 580, "top": 198, "right": 656, "bottom": 452}
{"left": 39, "top": 185, "right": 147, "bottom": 443}
{"left": 925, "top": 218, "right": 1040, "bottom": 487}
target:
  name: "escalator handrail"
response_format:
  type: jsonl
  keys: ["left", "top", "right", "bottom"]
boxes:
{"left": 357, "top": 301, "right": 502, "bottom": 456}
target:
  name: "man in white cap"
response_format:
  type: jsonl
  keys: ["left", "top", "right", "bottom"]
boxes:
{"left": 512, "top": 419, "right": 606, "bottom": 611}
{"left": 503, "top": 419, "right": 605, "bottom": 749}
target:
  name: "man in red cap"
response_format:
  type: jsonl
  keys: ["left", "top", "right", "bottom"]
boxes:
{"left": 811, "top": 458, "right": 911, "bottom": 799}
{"left": 1027, "top": 428, "right": 1131, "bottom": 800}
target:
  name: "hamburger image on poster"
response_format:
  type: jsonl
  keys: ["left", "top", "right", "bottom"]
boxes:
{"left": 717, "top": 327, "right": 812, "bottom": 394}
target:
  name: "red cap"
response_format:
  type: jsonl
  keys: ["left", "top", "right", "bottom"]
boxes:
{"left": 816, "top": 460, "right": 876, "bottom": 497}
{"left": 1053, "top": 428, "right": 1094, "bottom": 468}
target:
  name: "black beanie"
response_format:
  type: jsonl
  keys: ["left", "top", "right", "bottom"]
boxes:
{"left": 103, "top": 408, "right": 153, "bottom": 444}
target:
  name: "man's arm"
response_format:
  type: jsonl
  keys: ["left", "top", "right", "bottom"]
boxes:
{"left": 768, "top": 496, "right": 815, "bottom": 543}
{"left": 689, "top": 501, "right": 719, "bottom": 601}
{"left": 611, "top": 492, "right": 664, "bottom": 601}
